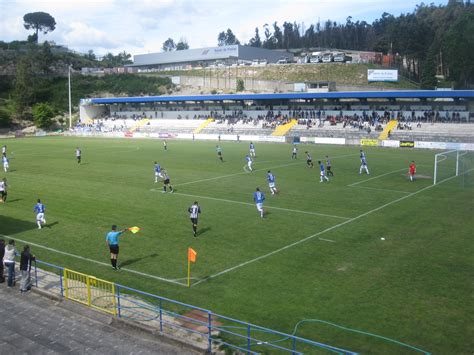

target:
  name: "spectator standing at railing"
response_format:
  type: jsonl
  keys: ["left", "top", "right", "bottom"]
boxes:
{"left": 20, "top": 245, "right": 35, "bottom": 293}
{"left": 3, "top": 240, "right": 18, "bottom": 287}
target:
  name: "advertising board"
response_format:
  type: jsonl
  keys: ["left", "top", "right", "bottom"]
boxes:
{"left": 360, "top": 139, "right": 379, "bottom": 146}
{"left": 399, "top": 140, "right": 415, "bottom": 148}
{"left": 367, "top": 69, "right": 398, "bottom": 82}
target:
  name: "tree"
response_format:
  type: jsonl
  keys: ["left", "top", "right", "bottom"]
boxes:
{"left": 217, "top": 29, "right": 240, "bottom": 46}
{"left": 14, "top": 55, "right": 36, "bottom": 112}
{"left": 32, "top": 102, "right": 55, "bottom": 129}
{"left": 420, "top": 47, "right": 438, "bottom": 89}
{"left": 176, "top": 38, "right": 189, "bottom": 50}
{"left": 162, "top": 38, "right": 176, "bottom": 52}
{"left": 249, "top": 28, "right": 262, "bottom": 47}
{"left": 86, "top": 50, "right": 96, "bottom": 61}
{"left": 443, "top": 11, "right": 474, "bottom": 87}
{"left": 0, "top": 108, "right": 11, "bottom": 128}
{"left": 100, "top": 51, "right": 132, "bottom": 67}
{"left": 272, "top": 22, "right": 283, "bottom": 48}
{"left": 23, "top": 12, "right": 56, "bottom": 44}
{"left": 236, "top": 78, "right": 245, "bottom": 92}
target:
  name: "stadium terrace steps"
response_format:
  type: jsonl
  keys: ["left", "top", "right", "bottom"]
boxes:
{"left": 193, "top": 118, "right": 214, "bottom": 134}
{"left": 378, "top": 119, "right": 398, "bottom": 140}
{"left": 271, "top": 119, "right": 298, "bottom": 136}
{"left": 128, "top": 118, "right": 150, "bottom": 133}
{"left": 177, "top": 309, "right": 222, "bottom": 335}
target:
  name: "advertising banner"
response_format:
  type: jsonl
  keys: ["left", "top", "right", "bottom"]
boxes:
{"left": 314, "top": 137, "right": 346, "bottom": 145}
{"left": 382, "top": 140, "right": 400, "bottom": 148}
{"left": 367, "top": 69, "right": 398, "bottom": 82}
{"left": 360, "top": 139, "right": 380, "bottom": 146}
{"left": 399, "top": 140, "right": 415, "bottom": 148}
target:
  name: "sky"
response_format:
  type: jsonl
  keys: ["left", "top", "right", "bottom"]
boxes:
{"left": 0, "top": 0, "right": 447, "bottom": 57}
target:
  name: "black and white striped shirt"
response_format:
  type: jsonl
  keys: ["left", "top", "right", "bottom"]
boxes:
{"left": 188, "top": 204, "right": 201, "bottom": 219}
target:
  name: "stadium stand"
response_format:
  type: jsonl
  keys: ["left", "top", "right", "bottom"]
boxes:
{"left": 77, "top": 91, "right": 474, "bottom": 142}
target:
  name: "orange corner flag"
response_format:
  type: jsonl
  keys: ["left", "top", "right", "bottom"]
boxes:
{"left": 188, "top": 247, "right": 197, "bottom": 263}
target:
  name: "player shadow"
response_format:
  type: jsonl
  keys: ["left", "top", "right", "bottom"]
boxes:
{"left": 79, "top": 163, "right": 89, "bottom": 166}
{"left": 197, "top": 227, "right": 212, "bottom": 236}
{"left": 0, "top": 215, "right": 38, "bottom": 235}
{"left": 46, "top": 221, "right": 59, "bottom": 229}
{"left": 120, "top": 253, "right": 159, "bottom": 267}
{"left": 4, "top": 198, "right": 21, "bottom": 203}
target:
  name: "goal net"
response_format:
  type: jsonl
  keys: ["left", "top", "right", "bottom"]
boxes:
{"left": 433, "top": 150, "right": 474, "bottom": 185}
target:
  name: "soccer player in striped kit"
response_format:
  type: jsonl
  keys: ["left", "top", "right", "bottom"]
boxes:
{"left": 188, "top": 201, "right": 201, "bottom": 237}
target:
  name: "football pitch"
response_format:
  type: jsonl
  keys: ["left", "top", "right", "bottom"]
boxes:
{"left": 1, "top": 136, "right": 473, "bottom": 354}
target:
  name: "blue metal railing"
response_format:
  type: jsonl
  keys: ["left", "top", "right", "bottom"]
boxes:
{"left": 32, "top": 259, "right": 356, "bottom": 354}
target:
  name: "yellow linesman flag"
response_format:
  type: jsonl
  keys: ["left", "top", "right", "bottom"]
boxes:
{"left": 128, "top": 226, "right": 141, "bottom": 234}
{"left": 188, "top": 247, "right": 197, "bottom": 263}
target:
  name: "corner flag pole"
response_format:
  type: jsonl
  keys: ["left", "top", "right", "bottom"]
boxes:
{"left": 187, "top": 258, "right": 191, "bottom": 287}
{"left": 187, "top": 248, "right": 197, "bottom": 288}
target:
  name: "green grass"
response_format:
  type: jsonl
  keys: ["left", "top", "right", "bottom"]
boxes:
{"left": 1, "top": 137, "right": 473, "bottom": 354}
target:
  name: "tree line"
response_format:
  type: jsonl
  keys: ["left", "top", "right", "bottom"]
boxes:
{"left": 217, "top": 1, "right": 473, "bottom": 88}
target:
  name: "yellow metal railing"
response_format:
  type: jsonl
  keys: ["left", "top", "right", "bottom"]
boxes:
{"left": 378, "top": 119, "right": 398, "bottom": 140}
{"left": 271, "top": 119, "right": 298, "bottom": 136}
{"left": 193, "top": 118, "right": 214, "bottom": 134}
{"left": 63, "top": 268, "right": 117, "bottom": 315}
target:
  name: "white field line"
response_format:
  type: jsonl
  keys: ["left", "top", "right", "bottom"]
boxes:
{"left": 1, "top": 235, "right": 187, "bottom": 287}
{"left": 191, "top": 169, "right": 473, "bottom": 287}
{"left": 164, "top": 192, "right": 351, "bottom": 220}
{"left": 172, "top": 153, "right": 357, "bottom": 188}
{"left": 318, "top": 238, "right": 336, "bottom": 243}
{"left": 348, "top": 168, "right": 407, "bottom": 187}
{"left": 350, "top": 185, "right": 412, "bottom": 195}
{"left": 171, "top": 161, "right": 304, "bottom": 188}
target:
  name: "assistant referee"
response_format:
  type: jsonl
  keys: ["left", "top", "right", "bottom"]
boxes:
{"left": 106, "top": 225, "right": 129, "bottom": 270}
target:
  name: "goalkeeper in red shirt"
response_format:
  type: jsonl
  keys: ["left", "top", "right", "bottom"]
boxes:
{"left": 408, "top": 161, "right": 416, "bottom": 182}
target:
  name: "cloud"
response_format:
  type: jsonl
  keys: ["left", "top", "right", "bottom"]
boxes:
{"left": 0, "top": 0, "right": 447, "bottom": 55}
{"left": 60, "top": 21, "right": 120, "bottom": 50}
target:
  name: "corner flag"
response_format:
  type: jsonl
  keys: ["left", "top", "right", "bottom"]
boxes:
{"left": 187, "top": 247, "right": 197, "bottom": 287}
{"left": 188, "top": 248, "right": 197, "bottom": 263}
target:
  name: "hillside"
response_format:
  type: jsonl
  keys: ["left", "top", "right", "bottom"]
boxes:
{"left": 0, "top": 73, "right": 172, "bottom": 129}
{"left": 148, "top": 63, "right": 419, "bottom": 90}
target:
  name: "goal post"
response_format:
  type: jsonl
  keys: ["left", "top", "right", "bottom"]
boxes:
{"left": 434, "top": 150, "right": 459, "bottom": 185}
{"left": 433, "top": 150, "right": 473, "bottom": 185}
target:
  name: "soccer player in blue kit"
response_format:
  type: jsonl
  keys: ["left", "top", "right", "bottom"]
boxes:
{"left": 253, "top": 188, "right": 265, "bottom": 218}
{"left": 267, "top": 170, "right": 278, "bottom": 195}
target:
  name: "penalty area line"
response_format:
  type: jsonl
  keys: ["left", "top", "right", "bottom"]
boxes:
{"left": 348, "top": 168, "right": 407, "bottom": 187}
{"left": 350, "top": 185, "right": 411, "bottom": 194}
{"left": 191, "top": 169, "right": 473, "bottom": 287}
{"left": 0, "top": 235, "right": 187, "bottom": 287}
